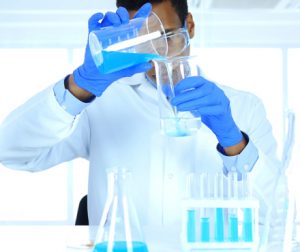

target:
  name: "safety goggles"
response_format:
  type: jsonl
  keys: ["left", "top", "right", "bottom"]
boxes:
{"left": 165, "top": 27, "right": 190, "bottom": 58}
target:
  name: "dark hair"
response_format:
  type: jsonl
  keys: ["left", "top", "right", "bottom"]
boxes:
{"left": 116, "top": 0, "right": 188, "bottom": 26}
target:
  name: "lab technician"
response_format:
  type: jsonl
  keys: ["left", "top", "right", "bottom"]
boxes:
{"left": 0, "top": 0, "right": 286, "bottom": 247}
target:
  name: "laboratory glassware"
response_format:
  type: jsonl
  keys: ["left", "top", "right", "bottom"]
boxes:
{"left": 181, "top": 171, "right": 259, "bottom": 251}
{"left": 227, "top": 167, "right": 239, "bottom": 242}
{"left": 153, "top": 55, "right": 201, "bottom": 137}
{"left": 199, "top": 172, "right": 210, "bottom": 242}
{"left": 214, "top": 172, "right": 224, "bottom": 242}
{"left": 164, "top": 27, "right": 190, "bottom": 58}
{"left": 185, "top": 173, "right": 196, "bottom": 243}
{"left": 89, "top": 12, "right": 168, "bottom": 74}
{"left": 93, "top": 167, "right": 148, "bottom": 252}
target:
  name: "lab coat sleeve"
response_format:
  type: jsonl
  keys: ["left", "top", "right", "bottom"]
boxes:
{"left": 53, "top": 77, "right": 93, "bottom": 116}
{"left": 217, "top": 132, "right": 259, "bottom": 177}
{"left": 0, "top": 79, "right": 91, "bottom": 171}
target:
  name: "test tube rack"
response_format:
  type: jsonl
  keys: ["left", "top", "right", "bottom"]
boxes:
{"left": 181, "top": 198, "right": 259, "bottom": 251}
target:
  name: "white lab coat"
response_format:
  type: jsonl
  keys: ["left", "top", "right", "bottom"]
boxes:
{"left": 0, "top": 73, "right": 284, "bottom": 249}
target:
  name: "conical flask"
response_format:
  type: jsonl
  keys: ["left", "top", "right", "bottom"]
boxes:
{"left": 93, "top": 167, "right": 148, "bottom": 252}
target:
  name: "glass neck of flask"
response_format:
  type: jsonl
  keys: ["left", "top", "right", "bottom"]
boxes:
{"left": 107, "top": 169, "right": 130, "bottom": 199}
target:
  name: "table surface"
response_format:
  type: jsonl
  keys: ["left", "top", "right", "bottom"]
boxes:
{"left": 0, "top": 225, "right": 183, "bottom": 252}
{"left": 0, "top": 225, "right": 299, "bottom": 252}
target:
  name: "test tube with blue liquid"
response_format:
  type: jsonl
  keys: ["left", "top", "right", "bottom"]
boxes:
{"left": 185, "top": 173, "right": 196, "bottom": 242}
{"left": 242, "top": 165, "right": 253, "bottom": 242}
{"left": 228, "top": 167, "right": 239, "bottom": 242}
{"left": 199, "top": 172, "right": 210, "bottom": 242}
{"left": 214, "top": 172, "right": 224, "bottom": 242}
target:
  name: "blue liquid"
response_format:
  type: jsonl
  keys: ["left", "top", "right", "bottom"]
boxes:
{"left": 200, "top": 217, "right": 210, "bottom": 242}
{"left": 96, "top": 51, "right": 162, "bottom": 74}
{"left": 166, "top": 130, "right": 191, "bottom": 137}
{"left": 93, "top": 241, "right": 148, "bottom": 252}
{"left": 229, "top": 215, "right": 239, "bottom": 242}
{"left": 187, "top": 210, "right": 196, "bottom": 242}
{"left": 243, "top": 208, "right": 253, "bottom": 242}
{"left": 214, "top": 208, "right": 224, "bottom": 242}
{"left": 165, "top": 118, "right": 191, "bottom": 137}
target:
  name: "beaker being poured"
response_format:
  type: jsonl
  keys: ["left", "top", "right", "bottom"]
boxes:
{"left": 93, "top": 167, "right": 148, "bottom": 252}
{"left": 89, "top": 10, "right": 168, "bottom": 75}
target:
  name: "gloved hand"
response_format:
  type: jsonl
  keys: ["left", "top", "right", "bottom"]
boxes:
{"left": 171, "top": 76, "right": 243, "bottom": 147}
{"left": 73, "top": 3, "right": 153, "bottom": 97}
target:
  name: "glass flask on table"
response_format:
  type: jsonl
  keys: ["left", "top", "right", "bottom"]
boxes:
{"left": 93, "top": 167, "right": 148, "bottom": 252}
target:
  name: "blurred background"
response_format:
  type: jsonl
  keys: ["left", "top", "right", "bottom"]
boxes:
{"left": 0, "top": 0, "right": 299, "bottom": 226}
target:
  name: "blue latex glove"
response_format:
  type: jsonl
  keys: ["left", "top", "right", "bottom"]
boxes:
{"left": 73, "top": 3, "right": 153, "bottom": 97}
{"left": 171, "top": 76, "right": 243, "bottom": 147}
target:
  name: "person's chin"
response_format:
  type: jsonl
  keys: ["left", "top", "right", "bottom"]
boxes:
{"left": 145, "top": 72, "right": 157, "bottom": 84}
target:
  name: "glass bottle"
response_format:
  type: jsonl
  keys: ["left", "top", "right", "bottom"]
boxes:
{"left": 93, "top": 167, "right": 148, "bottom": 252}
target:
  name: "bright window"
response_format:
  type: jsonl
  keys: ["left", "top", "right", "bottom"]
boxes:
{"left": 0, "top": 48, "right": 88, "bottom": 223}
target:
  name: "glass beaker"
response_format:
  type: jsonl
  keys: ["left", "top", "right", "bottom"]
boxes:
{"left": 93, "top": 167, "right": 148, "bottom": 252}
{"left": 89, "top": 12, "right": 168, "bottom": 74}
{"left": 153, "top": 55, "right": 201, "bottom": 137}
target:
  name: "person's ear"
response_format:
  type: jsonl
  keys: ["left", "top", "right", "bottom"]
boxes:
{"left": 185, "top": 13, "right": 195, "bottom": 39}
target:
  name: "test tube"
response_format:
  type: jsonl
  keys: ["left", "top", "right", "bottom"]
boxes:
{"left": 214, "top": 172, "right": 224, "bottom": 242}
{"left": 200, "top": 172, "right": 210, "bottom": 242}
{"left": 200, "top": 217, "right": 210, "bottom": 242}
{"left": 242, "top": 165, "right": 253, "bottom": 242}
{"left": 228, "top": 167, "right": 239, "bottom": 242}
{"left": 187, "top": 210, "right": 196, "bottom": 242}
{"left": 242, "top": 165, "right": 252, "bottom": 199}
{"left": 186, "top": 173, "right": 196, "bottom": 242}
{"left": 229, "top": 214, "right": 239, "bottom": 241}
{"left": 243, "top": 208, "right": 253, "bottom": 242}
